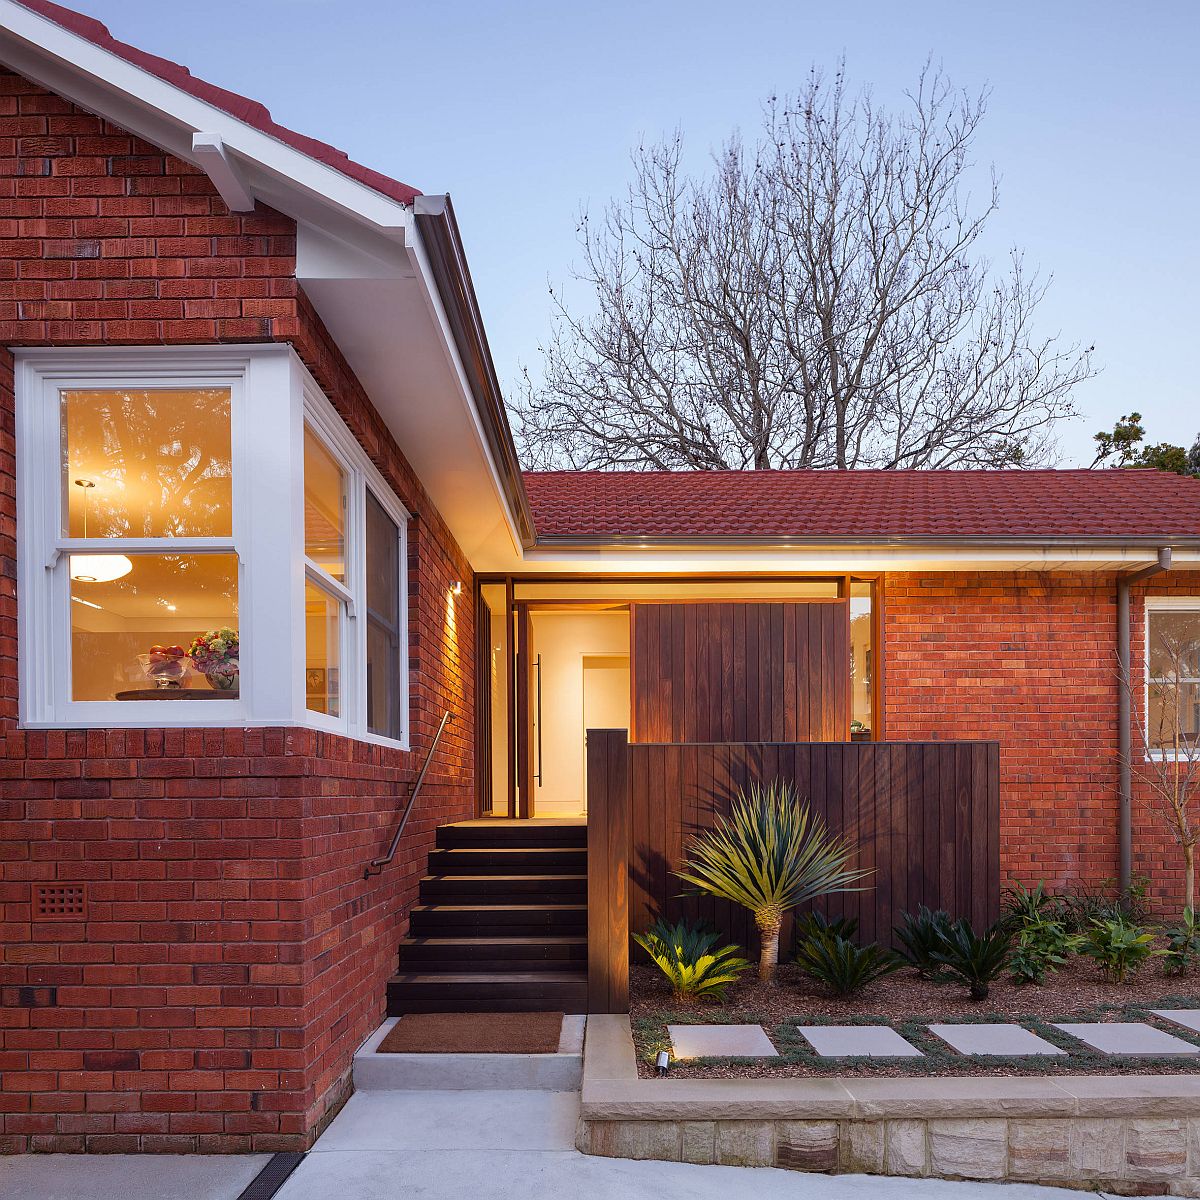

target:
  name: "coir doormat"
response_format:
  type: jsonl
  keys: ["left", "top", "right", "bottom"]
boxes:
{"left": 378, "top": 1011, "right": 565, "bottom": 1054}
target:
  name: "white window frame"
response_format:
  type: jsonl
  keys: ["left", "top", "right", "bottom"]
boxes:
{"left": 1143, "top": 596, "right": 1200, "bottom": 762}
{"left": 15, "top": 344, "right": 410, "bottom": 748}
{"left": 302, "top": 384, "right": 411, "bottom": 749}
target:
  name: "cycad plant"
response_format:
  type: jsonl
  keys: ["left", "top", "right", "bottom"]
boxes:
{"left": 674, "top": 781, "right": 871, "bottom": 983}
{"left": 794, "top": 932, "right": 903, "bottom": 996}
{"left": 631, "top": 918, "right": 750, "bottom": 1003}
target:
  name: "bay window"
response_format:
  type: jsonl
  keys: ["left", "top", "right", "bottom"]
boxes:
{"left": 16, "top": 345, "right": 409, "bottom": 746}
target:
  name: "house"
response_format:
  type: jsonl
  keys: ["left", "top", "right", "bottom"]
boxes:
{"left": 1, "top": 0, "right": 1199, "bottom": 1156}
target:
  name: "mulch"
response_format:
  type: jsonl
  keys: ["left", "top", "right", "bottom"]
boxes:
{"left": 378, "top": 1011, "right": 564, "bottom": 1055}
{"left": 629, "top": 961, "right": 1200, "bottom": 1079}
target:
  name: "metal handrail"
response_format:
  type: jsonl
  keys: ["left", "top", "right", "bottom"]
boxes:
{"left": 364, "top": 710, "right": 453, "bottom": 879}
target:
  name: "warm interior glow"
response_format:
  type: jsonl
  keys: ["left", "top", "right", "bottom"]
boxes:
{"left": 69, "top": 553, "right": 133, "bottom": 584}
{"left": 70, "top": 553, "right": 239, "bottom": 701}
{"left": 511, "top": 579, "right": 841, "bottom": 603}
{"left": 305, "top": 581, "right": 341, "bottom": 716}
{"left": 304, "top": 426, "right": 346, "bottom": 582}
{"left": 61, "top": 388, "right": 232, "bottom": 538}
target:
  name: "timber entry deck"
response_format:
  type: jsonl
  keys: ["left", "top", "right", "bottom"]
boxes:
{"left": 387, "top": 819, "right": 588, "bottom": 1014}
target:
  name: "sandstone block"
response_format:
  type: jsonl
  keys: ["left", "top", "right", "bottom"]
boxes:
{"left": 928, "top": 1118, "right": 1007, "bottom": 1179}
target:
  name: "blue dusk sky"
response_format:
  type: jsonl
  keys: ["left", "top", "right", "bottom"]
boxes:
{"left": 65, "top": 1, "right": 1200, "bottom": 466}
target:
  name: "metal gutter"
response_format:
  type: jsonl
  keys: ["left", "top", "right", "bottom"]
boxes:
{"left": 1117, "top": 546, "right": 1173, "bottom": 893}
{"left": 411, "top": 194, "right": 537, "bottom": 547}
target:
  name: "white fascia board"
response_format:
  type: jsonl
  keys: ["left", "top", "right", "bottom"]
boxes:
{"left": 512, "top": 544, "right": 1200, "bottom": 575}
{"left": 0, "top": 1, "right": 412, "bottom": 235}
{"left": 402, "top": 219, "right": 526, "bottom": 556}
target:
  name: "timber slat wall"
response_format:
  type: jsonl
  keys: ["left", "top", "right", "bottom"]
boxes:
{"left": 631, "top": 602, "right": 850, "bottom": 743}
{"left": 586, "top": 731, "right": 1000, "bottom": 1010}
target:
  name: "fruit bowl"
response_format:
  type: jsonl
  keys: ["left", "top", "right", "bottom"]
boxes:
{"left": 137, "top": 644, "right": 191, "bottom": 689}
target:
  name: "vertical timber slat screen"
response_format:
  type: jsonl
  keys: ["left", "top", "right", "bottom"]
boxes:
{"left": 631, "top": 602, "right": 850, "bottom": 743}
{"left": 585, "top": 733, "right": 1000, "bottom": 1011}
{"left": 587, "top": 729, "right": 631, "bottom": 1012}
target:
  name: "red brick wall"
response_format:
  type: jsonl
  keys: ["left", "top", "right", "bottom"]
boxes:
{"left": 0, "top": 68, "right": 476, "bottom": 1151}
{"left": 883, "top": 571, "right": 1199, "bottom": 913}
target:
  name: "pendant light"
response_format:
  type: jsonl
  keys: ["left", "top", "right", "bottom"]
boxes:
{"left": 69, "top": 478, "right": 132, "bottom": 584}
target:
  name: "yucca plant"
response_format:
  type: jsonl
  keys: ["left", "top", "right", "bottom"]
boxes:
{"left": 631, "top": 918, "right": 751, "bottom": 1003}
{"left": 674, "top": 781, "right": 871, "bottom": 983}
{"left": 794, "top": 931, "right": 903, "bottom": 996}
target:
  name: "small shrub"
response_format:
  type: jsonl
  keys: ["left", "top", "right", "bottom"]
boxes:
{"left": 894, "top": 905, "right": 955, "bottom": 979}
{"left": 1002, "top": 880, "right": 1050, "bottom": 926}
{"left": 794, "top": 909, "right": 859, "bottom": 945}
{"left": 632, "top": 918, "right": 751, "bottom": 1002}
{"left": 1079, "top": 915, "right": 1165, "bottom": 983}
{"left": 929, "top": 918, "right": 1013, "bottom": 1000}
{"left": 1046, "top": 874, "right": 1151, "bottom": 934}
{"left": 1164, "top": 908, "right": 1200, "bottom": 976}
{"left": 794, "top": 931, "right": 903, "bottom": 996}
{"left": 1008, "top": 912, "right": 1082, "bottom": 986}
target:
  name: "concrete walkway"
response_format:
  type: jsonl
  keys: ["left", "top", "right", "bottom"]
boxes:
{"left": 275, "top": 1088, "right": 1174, "bottom": 1200}
{"left": 0, "top": 1152, "right": 269, "bottom": 1200}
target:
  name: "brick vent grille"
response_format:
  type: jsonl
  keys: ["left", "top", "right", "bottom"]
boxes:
{"left": 34, "top": 883, "right": 86, "bottom": 919}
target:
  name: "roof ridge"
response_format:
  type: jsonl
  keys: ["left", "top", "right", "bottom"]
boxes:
{"left": 11, "top": 0, "right": 421, "bottom": 205}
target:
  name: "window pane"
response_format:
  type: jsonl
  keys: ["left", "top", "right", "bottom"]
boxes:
{"left": 1148, "top": 610, "right": 1200, "bottom": 680}
{"left": 305, "top": 581, "right": 341, "bottom": 716}
{"left": 1149, "top": 681, "right": 1200, "bottom": 750}
{"left": 61, "top": 388, "right": 232, "bottom": 538}
{"left": 69, "top": 553, "right": 239, "bottom": 701}
{"left": 365, "top": 490, "right": 402, "bottom": 739}
{"left": 849, "top": 580, "right": 873, "bottom": 737}
{"left": 304, "top": 427, "right": 345, "bottom": 582}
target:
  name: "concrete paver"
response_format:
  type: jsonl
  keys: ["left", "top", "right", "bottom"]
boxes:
{"left": 668, "top": 1023, "right": 778, "bottom": 1059}
{"left": 928, "top": 1023, "right": 1065, "bottom": 1056}
{"left": 798, "top": 1024, "right": 923, "bottom": 1057}
{"left": 1052, "top": 1021, "right": 1200, "bottom": 1056}
{"left": 1151, "top": 1008, "right": 1200, "bottom": 1034}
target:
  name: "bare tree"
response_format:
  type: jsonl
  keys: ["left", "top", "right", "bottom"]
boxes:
{"left": 516, "top": 65, "right": 1094, "bottom": 470}
{"left": 1121, "top": 623, "right": 1200, "bottom": 915}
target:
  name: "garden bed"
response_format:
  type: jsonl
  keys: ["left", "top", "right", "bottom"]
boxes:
{"left": 629, "top": 961, "right": 1200, "bottom": 1078}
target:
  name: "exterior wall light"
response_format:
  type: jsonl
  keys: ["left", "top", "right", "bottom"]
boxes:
{"left": 449, "top": 580, "right": 463, "bottom": 597}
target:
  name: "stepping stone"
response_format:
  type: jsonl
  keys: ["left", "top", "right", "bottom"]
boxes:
{"left": 929, "top": 1023, "right": 1065, "bottom": 1056}
{"left": 1151, "top": 1009, "right": 1200, "bottom": 1034}
{"left": 1052, "top": 1022, "right": 1200, "bottom": 1056}
{"left": 797, "top": 1025, "right": 923, "bottom": 1058}
{"left": 667, "top": 1023, "right": 778, "bottom": 1059}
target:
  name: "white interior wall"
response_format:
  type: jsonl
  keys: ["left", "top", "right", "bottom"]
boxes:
{"left": 530, "top": 611, "right": 629, "bottom": 817}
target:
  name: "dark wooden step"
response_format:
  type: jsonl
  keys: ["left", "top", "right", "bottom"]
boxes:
{"left": 398, "top": 934, "right": 587, "bottom": 972}
{"left": 436, "top": 821, "right": 587, "bottom": 850}
{"left": 419, "top": 874, "right": 587, "bottom": 904}
{"left": 409, "top": 903, "right": 587, "bottom": 936}
{"left": 387, "top": 970, "right": 587, "bottom": 1015}
{"left": 425, "top": 847, "right": 586, "bottom": 876}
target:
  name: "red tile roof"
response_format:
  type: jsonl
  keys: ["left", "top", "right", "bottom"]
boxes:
{"left": 14, "top": 0, "right": 421, "bottom": 205}
{"left": 522, "top": 469, "right": 1200, "bottom": 542}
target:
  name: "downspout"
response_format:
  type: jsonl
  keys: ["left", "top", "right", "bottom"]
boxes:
{"left": 1117, "top": 546, "right": 1173, "bottom": 893}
